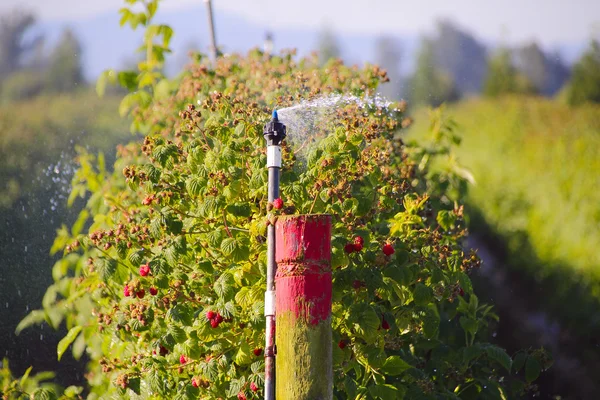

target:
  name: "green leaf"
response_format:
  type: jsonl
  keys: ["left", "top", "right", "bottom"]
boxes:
{"left": 462, "top": 343, "right": 485, "bottom": 364}
{"left": 436, "top": 210, "right": 456, "bottom": 230}
{"left": 413, "top": 283, "right": 433, "bottom": 306}
{"left": 96, "top": 258, "right": 117, "bottom": 283}
{"left": 15, "top": 310, "right": 46, "bottom": 335}
{"left": 234, "top": 342, "right": 252, "bottom": 365}
{"left": 31, "top": 388, "right": 58, "bottom": 400}
{"left": 168, "top": 324, "right": 187, "bottom": 343}
{"left": 485, "top": 345, "right": 512, "bottom": 372}
{"left": 459, "top": 316, "right": 478, "bottom": 335}
{"left": 525, "top": 356, "right": 541, "bottom": 383}
{"left": 168, "top": 304, "right": 193, "bottom": 326}
{"left": 214, "top": 272, "right": 235, "bottom": 299}
{"left": 19, "top": 366, "right": 33, "bottom": 387}
{"left": 186, "top": 177, "right": 203, "bottom": 197}
{"left": 513, "top": 351, "right": 527, "bottom": 372}
{"left": 351, "top": 305, "right": 380, "bottom": 342}
{"left": 117, "top": 71, "right": 138, "bottom": 90}
{"left": 57, "top": 326, "right": 82, "bottom": 361}
{"left": 381, "top": 356, "right": 411, "bottom": 376}
{"left": 368, "top": 384, "right": 401, "bottom": 400}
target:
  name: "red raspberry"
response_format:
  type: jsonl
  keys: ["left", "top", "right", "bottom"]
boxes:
{"left": 382, "top": 243, "right": 395, "bottom": 256}
{"left": 159, "top": 345, "right": 168, "bottom": 356}
{"left": 352, "top": 280, "right": 365, "bottom": 289}
{"left": 459, "top": 287, "right": 465, "bottom": 297}
{"left": 353, "top": 236, "right": 364, "bottom": 246}
{"left": 381, "top": 317, "right": 390, "bottom": 330}
{"left": 180, "top": 354, "right": 187, "bottom": 364}
{"left": 338, "top": 340, "right": 347, "bottom": 349}
{"left": 136, "top": 289, "right": 145, "bottom": 298}
{"left": 237, "top": 392, "right": 247, "bottom": 400}
{"left": 215, "top": 313, "right": 224, "bottom": 323}
{"left": 344, "top": 243, "right": 355, "bottom": 254}
{"left": 191, "top": 377, "right": 199, "bottom": 388}
{"left": 250, "top": 382, "right": 258, "bottom": 392}
{"left": 253, "top": 348, "right": 263, "bottom": 357}
{"left": 206, "top": 310, "right": 216, "bottom": 320}
{"left": 353, "top": 242, "right": 363, "bottom": 252}
{"left": 210, "top": 319, "right": 219, "bottom": 328}
{"left": 139, "top": 264, "right": 150, "bottom": 277}
{"left": 272, "top": 198, "right": 283, "bottom": 210}
{"left": 149, "top": 287, "right": 158, "bottom": 296}
{"left": 123, "top": 285, "right": 131, "bottom": 297}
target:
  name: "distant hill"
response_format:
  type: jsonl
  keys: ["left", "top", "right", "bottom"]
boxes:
{"left": 34, "top": 5, "right": 586, "bottom": 86}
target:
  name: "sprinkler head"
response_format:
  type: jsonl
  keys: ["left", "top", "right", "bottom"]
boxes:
{"left": 263, "top": 109, "right": 286, "bottom": 146}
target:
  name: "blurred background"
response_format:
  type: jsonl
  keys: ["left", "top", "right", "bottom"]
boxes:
{"left": 0, "top": 0, "right": 598, "bottom": 398}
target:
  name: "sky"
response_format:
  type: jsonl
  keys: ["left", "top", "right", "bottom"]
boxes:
{"left": 1, "top": 0, "right": 599, "bottom": 47}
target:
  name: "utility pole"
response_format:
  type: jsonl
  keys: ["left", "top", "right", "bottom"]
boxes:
{"left": 203, "top": 0, "right": 218, "bottom": 63}
{"left": 275, "top": 214, "right": 333, "bottom": 400}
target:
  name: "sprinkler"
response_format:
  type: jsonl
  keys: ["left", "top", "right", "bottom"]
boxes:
{"left": 263, "top": 109, "right": 286, "bottom": 400}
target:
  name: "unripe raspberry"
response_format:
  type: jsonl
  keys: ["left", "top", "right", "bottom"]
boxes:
{"left": 272, "top": 198, "right": 283, "bottom": 210}
{"left": 382, "top": 243, "right": 395, "bottom": 256}
{"left": 139, "top": 264, "right": 150, "bottom": 277}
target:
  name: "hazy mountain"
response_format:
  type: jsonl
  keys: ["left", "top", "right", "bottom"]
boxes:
{"left": 31, "top": 5, "right": 585, "bottom": 83}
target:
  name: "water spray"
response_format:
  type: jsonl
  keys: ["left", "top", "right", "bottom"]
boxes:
{"left": 263, "top": 109, "right": 286, "bottom": 400}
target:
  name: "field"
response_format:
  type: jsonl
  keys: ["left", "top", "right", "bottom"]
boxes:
{"left": 409, "top": 95, "right": 600, "bottom": 343}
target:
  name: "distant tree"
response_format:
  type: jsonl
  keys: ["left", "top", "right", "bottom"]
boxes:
{"left": 565, "top": 40, "right": 600, "bottom": 105}
{"left": 0, "top": 10, "right": 41, "bottom": 79}
{"left": 375, "top": 36, "right": 402, "bottom": 100}
{"left": 430, "top": 20, "right": 488, "bottom": 95}
{"left": 515, "top": 42, "right": 569, "bottom": 96}
{"left": 317, "top": 26, "right": 341, "bottom": 66}
{"left": 483, "top": 48, "right": 535, "bottom": 97}
{"left": 408, "top": 38, "right": 460, "bottom": 107}
{"left": 45, "top": 28, "right": 84, "bottom": 92}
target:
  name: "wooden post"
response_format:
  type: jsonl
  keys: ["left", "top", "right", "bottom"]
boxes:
{"left": 275, "top": 215, "right": 332, "bottom": 400}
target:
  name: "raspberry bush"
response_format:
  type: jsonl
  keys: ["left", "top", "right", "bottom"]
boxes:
{"left": 17, "top": 1, "right": 550, "bottom": 399}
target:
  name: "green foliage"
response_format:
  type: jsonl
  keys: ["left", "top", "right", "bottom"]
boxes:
{"left": 23, "top": 1, "right": 546, "bottom": 398}
{"left": 408, "top": 39, "right": 460, "bottom": 107}
{"left": 483, "top": 49, "right": 535, "bottom": 97}
{"left": 565, "top": 40, "right": 600, "bottom": 105}
{"left": 0, "top": 358, "right": 81, "bottom": 399}
{"left": 410, "top": 97, "right": 600, "bottom": 339}
{"left": 45, "top": 29, "right": 84, "bottom": 93}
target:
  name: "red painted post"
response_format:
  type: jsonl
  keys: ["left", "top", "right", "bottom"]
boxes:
{"left": 275, "top": 214, "right": 332, "bottom": 399}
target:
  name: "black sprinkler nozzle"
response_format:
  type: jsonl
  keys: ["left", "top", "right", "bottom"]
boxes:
{"left": 263, "top": 109, "right": 286, "bottom": 146}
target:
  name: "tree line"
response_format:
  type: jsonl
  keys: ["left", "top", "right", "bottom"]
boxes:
{"left": 0, "top": 10, "right": 84, "bottom": 103}
{"left": 319, "top": 20, "right": 600, "bottom": 107}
